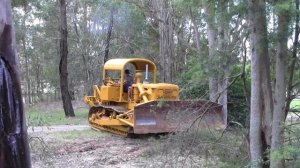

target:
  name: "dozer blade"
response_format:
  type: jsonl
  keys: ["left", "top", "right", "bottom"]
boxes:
{"left": 133, "top": 100, "right": 225, "bottom": 134}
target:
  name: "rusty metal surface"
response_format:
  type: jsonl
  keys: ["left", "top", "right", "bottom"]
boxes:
{"left": 133, "top": 100, "right": 224, "bottom": 134}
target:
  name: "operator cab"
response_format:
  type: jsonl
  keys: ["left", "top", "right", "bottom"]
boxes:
{"left": 101, "top": 58, "right": 157, "bottom": 102}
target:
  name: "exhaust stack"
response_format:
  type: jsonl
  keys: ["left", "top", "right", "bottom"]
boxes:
{"left": 144, "top": 64, "right": 149, "bottom": 83}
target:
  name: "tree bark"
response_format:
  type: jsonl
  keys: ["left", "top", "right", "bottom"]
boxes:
{"left": 217, "top": 0, "right": 230, "bottom": 127}
{"left": 189, "top": 7, "right": 200, "bottom": 51}
{"left": 270, "top": 2, "right": 290, "bottom": 167}
{"left": 104, "top": 7, "right": 114, "bottom": 64}
{"left": 59, "top": 0, "right": 75, "bottom": 117}
{"left": 285, "top": 0, "right": 299, "bottom": 116}
{"left": 73, "top": 1, "right": 92, "bottom": 95}
{"left": 0, "top": 0, "right": 31, "bottom": 167}
{"left": 152, "top": 0, "right": 174, "bottom": 83}
{"left": 257, "top": 1, "right": 273, "bottom": 148}
{"left": 205, "top": 3, "right": 218, "bottom": 102}
{"left": 248, "top": 0, "right": 270, "bottom": 167}
{"left": 21, "top": 5, "right": 32, "bottom": 104}
{"left": 242, "top": 36, "right": 250, "bottom": 109}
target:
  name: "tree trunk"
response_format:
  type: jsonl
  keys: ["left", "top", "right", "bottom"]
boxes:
{"left": 59, "top": 0, "right": 75, "bottom": 117}
{"left": 285, "top": 0, "right": 299, "bottom": 116}
{"left": 270, "top": 3, "right": 290, "bottom": 167}
{"left": 205, "top": 3, "right": 218, "bottom": 102}
{"left": 21, "top": 5, "right": 32, "bottom": 104}
{"left": 189, "top": 7, "right": 200, "bottom": 51}
{"left": 104, "top": 7, "right": 114, "bottom": 64}
{"left": 248, "top": 0, "right": 270, "bottom": 167}
{"left": 217, "top": 0, "right": 230, "bottom": 126}
{"left": 0, "top": 0, "right": 31, "bottom": 167}
{"left": 242, "top": 36, "right": 250, "bottom": 110}
{"left": 73, "top": 1, "right": 92, "bottom": 95}
{"left": 152, "top": 0, "right": 174, "bottom": 82}
{"left": 218, "top": 71, "right": 229, "bottom": 126}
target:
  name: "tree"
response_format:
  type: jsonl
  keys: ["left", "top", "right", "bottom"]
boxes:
{"left": 59, "top": 0, "right": 75, "bottom": 117}
{"left": 248, "top": 0, "right": 272, "bottom": 166}
{"left": 203, "top": 0, "right": 245, "bottom": 126}
{"left": 0, "top": 0, "right": 31, "bottom": 167}
{"left": 204, "top": 1, "right": 219, "bottom": 103}
{"left": 285, "top": 0, "right": 299, "bottom": 115}
{"left": 151, "top": 0, "right": 174, "bottom": 82}
{"left": 270, "top": 1, "right": 291, "bottom": 167}
{"left": 104, "top": 7, "right": 115, "bottom": 64}
{"left": 248, "top": 0, "right": 294, "bottom": 167}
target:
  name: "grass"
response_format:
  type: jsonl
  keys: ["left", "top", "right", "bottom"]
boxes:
{"left": 290, "top": 99, "right": 300, "bottom": 109}
{"left": 51, "top": 129, "right": 108, "bottom": 140}
{"left": 26, "top": 106, "right": 88, "bottom": 126}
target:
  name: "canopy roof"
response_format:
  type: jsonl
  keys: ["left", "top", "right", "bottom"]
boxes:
{"left": 103, "top": 58, "right": 156, "bottom": 71}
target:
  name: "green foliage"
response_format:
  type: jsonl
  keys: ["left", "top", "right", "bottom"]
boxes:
{"left": 273, "top": 0, "right": 293, "bottom": 14}
{"left": 144, "top": 127, "right": 249, "bottom": 167}
{"left": 271, "top": 126, "right": 300, "bottom": 167}
{"left": 179, "top": 56, "right": 209, "bottom": 100}
{"left": 227, "top": 64, "right": 251, "bottom": 127}
{"left": 179, "top": 56, "right": 251, "bottom": 126}
{"left": 12, "top": 0, "right": 27, "bottom": 7}
{"left": 172, "top": 0, "right": 202, "bottom": 12}
{"left": 290, "top": 99, "right": 300, "bottom": 109}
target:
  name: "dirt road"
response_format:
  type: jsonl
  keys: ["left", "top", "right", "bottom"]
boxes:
{"left": 28, "top": 125, "right": 90, "bottom": 133}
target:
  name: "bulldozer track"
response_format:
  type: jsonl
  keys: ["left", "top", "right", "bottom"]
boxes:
{"left": 88, "top": 106, "right": 131, "bottom": 136}
{"left": 89, "top": 122, "right": 129, "bottom": 136}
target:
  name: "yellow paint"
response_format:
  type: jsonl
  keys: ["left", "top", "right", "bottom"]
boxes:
{"left": 84, "top": 58, "right": 181, "bottom": 135}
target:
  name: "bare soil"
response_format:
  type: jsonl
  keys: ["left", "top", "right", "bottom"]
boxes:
{"left": 27, "top": 100, "right": 157, "bottom": 168}
{"left": 29, "top": 129, "right": 155, "bottom": 168}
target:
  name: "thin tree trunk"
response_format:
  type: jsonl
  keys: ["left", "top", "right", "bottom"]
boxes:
{"left": 270, "top": 3, "right": 290, "bottom": 167}
{"left": 104, "top": 7, "right": 114, "bottom": 64}
{"left": 189, "top": 7, "right": 200, "bottom": 51}
{"left": 285, "top": 0, "right": 299, "bottom": 116}
{"left": 205, "top": 3, "right": 218, "bottom": 102}
{"left": 0, "top": 0, "right": 31, "bottom": 167}
{"left": 59, "top": 0, "right": 75, "bottom": 117}
{"left": 241, "top": 36, "right": 250, "bottom": 109}
{"left": 21, "top": 5, "right": 32, "bottom": 104}
{"left": 152, "top": 0, "right": 173, "bottom": 82}
{"left": 218, "top": 72, "right": 228, "bottom": 126}
{"left": 217, "top": 0, "right": 230, "bottom": 126}
{"left": 73, "top": 1, "right": 91, "bottom": 95}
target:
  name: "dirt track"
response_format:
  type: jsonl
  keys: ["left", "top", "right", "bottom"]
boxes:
{"left": 28, "top": 125, "right": 90, "bottom": 133}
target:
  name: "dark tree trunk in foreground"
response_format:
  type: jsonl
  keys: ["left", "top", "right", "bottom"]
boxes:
{"left": 59, "top": 0, "right": 75, "bottom": 117}
{"left": 0, "top": 0, "right": 31, "bottom": 167}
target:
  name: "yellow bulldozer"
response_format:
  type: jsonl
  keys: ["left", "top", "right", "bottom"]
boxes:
{"left": 84, "top": 58, "right": 225, "bottom": 136}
